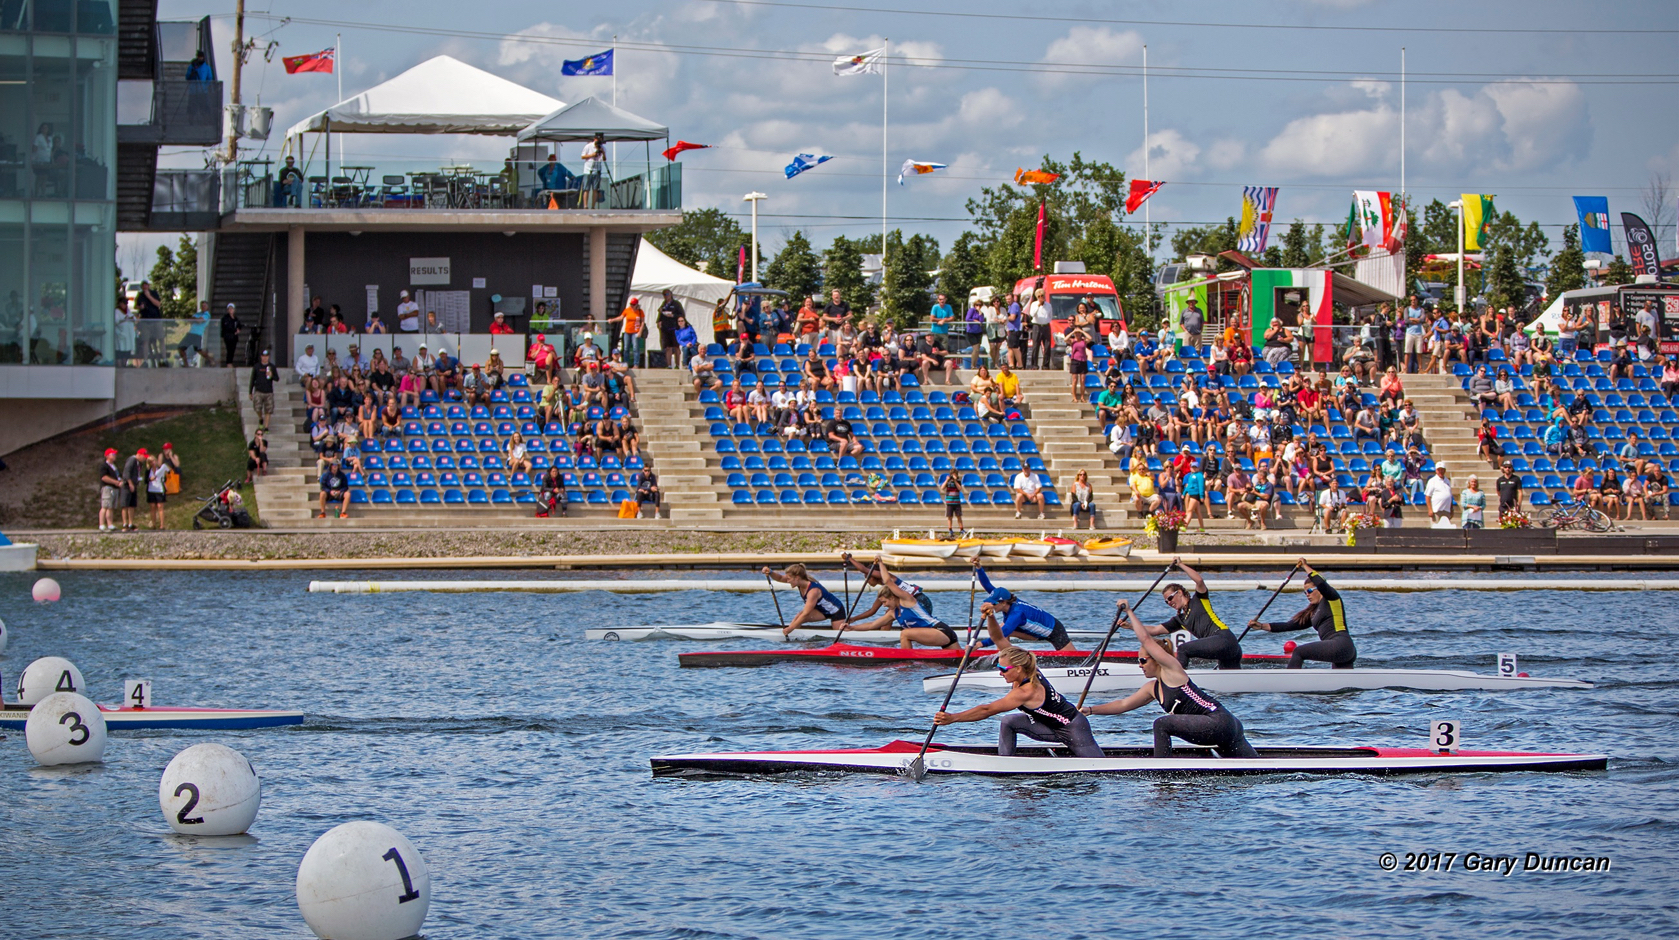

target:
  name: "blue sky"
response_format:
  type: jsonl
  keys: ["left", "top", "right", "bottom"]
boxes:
{"left": 130, "top": 0, "right": 1679, "bottom": 271}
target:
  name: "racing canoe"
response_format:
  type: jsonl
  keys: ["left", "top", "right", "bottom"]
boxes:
{"left": 650, "top": 739, "right": 1608, "bottom": 778}
{"left": 0, "top": 702, "right": 305, "bottom": 731}
{"left": 680, "top": 644, "right": 1289, "bottom": 668}
{"left": 585, "top": 622, "right": 1125, "bottom": 643}
{"left": 921, "top": 666, "right": 1594, "bottom": 695}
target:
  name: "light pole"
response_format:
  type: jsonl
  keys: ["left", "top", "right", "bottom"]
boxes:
{"left": 1448, "top": 199, "right": 1465, "bottom": 314}
{"left": 743, "top": 192, "right": 767, "bottom": 282}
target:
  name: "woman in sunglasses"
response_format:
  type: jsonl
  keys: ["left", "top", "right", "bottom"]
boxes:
{"left": 1083, "top": 600, "right": 1260, "bottom": 759}
{"left": 933, "top": 647, "right": 1106, "bottom": 758}
{"left": 1245, "top": 557, "right": 1357, "bottom": 669}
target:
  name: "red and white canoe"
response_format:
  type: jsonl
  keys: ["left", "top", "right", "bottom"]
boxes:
{"left": 650, "top": 739, "right": 1608, "bottom": 778}
{"left": 678, "top": 644, "right": 1290, "bottom": 668}
{"left": 923, "top": 666, "right": 1594, "bottom": 695}
{"left": 0, "top": 702, "right": 304, "bottom": 731}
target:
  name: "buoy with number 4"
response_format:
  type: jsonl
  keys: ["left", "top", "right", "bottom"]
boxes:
{"left": 32, "top": 577, "right": 61, "bottom": 603}
{"left": 159, "top": 743, "right": 261, "bottom": 835}
{"left": 25, "top": 691, "right": 106, "bottom": 765}
{"left": 297, "top": 821, "right": 430, "bottom": 940}
{"left": 16, "top": 656, "right": 84, "bottom": 706}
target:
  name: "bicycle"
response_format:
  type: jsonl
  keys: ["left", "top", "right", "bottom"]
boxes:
{"left": 1540, "top": 499, "right": 1614, "bottom": 533}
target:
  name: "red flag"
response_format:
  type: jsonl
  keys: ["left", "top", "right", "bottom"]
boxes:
{"left": 1033, "top": 201, "right": 1046, "bottom": 272}
{"left": 737, "top": 244, "right": 746, "bottom": 284}
{"left": 1015, "top": 168, "right": 1060, "bottom": 186}
{"left": 662, "top": 140, "right": 710, "bottom": 161}
{"left": 283, "top": 49, "right": 335, "bottom": 74}
{"left": 1126, "top": 179, "right": 1164, "bottom": 214}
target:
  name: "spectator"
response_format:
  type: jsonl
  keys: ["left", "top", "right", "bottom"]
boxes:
{"left": 574, "top": 333, "right": 604, "bottom": 369}
{"left": 432, "top": 349, "right": 458, "bottom": 397}
{"left": 505, "top": 431, "right": 533, "bottom": 475}
{"left": 657, "top": 289, "right": 685, "bottom": 369}
{"left": 1233, "top": 474, "right": 1272, "bottom": 531}
{"left": 921, "top": 336, "right": 956, "bottom": 385}
{"left": 619, "top": 417, "right": 641, "bottom": 458}
{"left": 929, "top": 292, "right": 954, "bottom": 349}
{"left": 462, "top": 363, "right": 488, "bottom": 406}
{"left": 1477, "top": 419, "right": 1501, "bottom": 468}
{"left": 1643, "top": 465, "right": 1670, "bottom": 520}
{"left": 1004, "top": 292, "right": 1026, "bottom": 369}
{"left": 97, "top": 447, "right": 121, "bottom": 532}
{"left": 580, "top": 362, "right": 609, "bottom": 408}
{"left": 1128, "top": 464, "right": 1160, "bottom": 514}
{"left": 940, "top": 470, "right": 965, "bottom": 536}
{"left": 1318, "top": 477, "right": 1348, "bottom": 531}
{"left": 594, "top": 416, "right": 622, "bottom": 461}
{"left": 963, "top": 299, "right": 986, "bottom": 367}
{"left": 996, "top": 362, "right": 1021, "bottom": 405}
{"left": 390, "top": 345, "right": 411, "bottom": 377}
{"left": 1012, "top": 467, "right": 1046, "bottom": 519}
{"left": 118, "top": 446, "right": 147, "bottom": 531}
{"left": 529, "top": 333, "right": 560, "bottom": 386}
{"left": 538, "top": 465, "right": 568, "bottom": 518}
{"left": 823, "top": 289, "right": 851, "bottom": 350}
{"left": 538, "top": 380, "right": 564, "bottom": 425}
{"left": 367, "top": 354, "right": 395, "bottom": 403}
{"left": 1467, "top": 365, "right": 1496, "bottom": 407}
{"left": 1343, "top": 336, "right": 1375, "bottom": 381}
{"left": 724, "top": 377, "right": 751, "bottom": 424}
{"left": 489, "top": 310, "right": 516, "bottom": 336}
{"left": 245, "top": 428, "right": 269, "bottom": 484}
{"left": 1424, "top": 465, "right": 1454, "bottom": 525}
{"left": 1068, "top": 468, "right": 1097, "bottom": 529}
{"left": 365, "top": 311, "right": 388, "bottom": 334}
{"left": 248, "top": 350, "right": 278, "bottom": 431}
{"left": 397, "top": 363, "right": 424, "bottom": 410}
{"left": 633, "top": 467, "right": 660, "bottom": 519}
{"left": 1494, "top": 461, "right": 1521, "bottom": 516}
{"left": 802, "top": 347, "right": 833, "bottom": 390}
{"left": 1107, "top": 421, "right": 1135, "bottom": 468}
{"left": 340, "top": 433, "right": 365, "bottom": 476}
{"left": 1096, "top": 383, "right": 1125, "bottom": 426}
{"left": 1182, "top": 463, "right": 1209, "bottom": 529}
{"left": 145, "top": 452, "right": 168, "bottom": 529}
{"left": 218, "top": 303, "right": 240, "bottom": 367}
{"left": 747, "top": 382, "right": 771, "bottom": 425}
{"left": 611, "top": 297, "right": 647, "bottom": 367}
{"left": 674, "top": 316, "right": 699, "bottom": 368}
{"left": 318, "top": 458, "right": 350, "bottom": 520}
{"left": 1493, "top": 368, "right": 1518, "bottom": 412}
{"left": 824, "top": 414, "right": 864, "bottom": 457}
{"left": 1598, "top": 467, "right": 1624, "bottom": 519}
{"left": 1461, "top": 475, "right": 1486, "bottom": 529}
{"left": 1027, "top": 287, "right": 1053, "bottom": 369}
{"left": 1065, "top": 328, "right": 1091, "bottom": 402}
{"left": 295, "top": 343, "right": 321, "bottom": 384}
{"left": 275, "top": 155, "right": 303, "bottom": 207}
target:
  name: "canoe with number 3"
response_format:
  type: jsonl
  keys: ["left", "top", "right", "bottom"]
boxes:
{"left": 0, "top": 702, "right": 304, "bottom": 731}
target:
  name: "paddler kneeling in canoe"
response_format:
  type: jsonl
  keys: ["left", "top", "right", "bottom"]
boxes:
{"left": 841, "top": 551, "right": 933, "bottom": 614}
{"left": 933, "top": 647, "right": 1106, "bottom": 757}
{"left": 1246, "top": 558, "right": 1357, "bottom": 670}
{"left": 972, "top": 557, "right": 1076, "bottom": 651}
{"left": 1082, "top": 599, "right": 1260, "bottom": 759}
{"left": 761, "top": 563, "right": 848, "bottom": 636}
{"left": 843, "top": 559, "right": 958, "bottom": 649}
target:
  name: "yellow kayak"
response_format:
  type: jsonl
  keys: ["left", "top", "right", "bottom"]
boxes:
{"left": 1082, "top": 537, "right": 1134, "bottom": 557}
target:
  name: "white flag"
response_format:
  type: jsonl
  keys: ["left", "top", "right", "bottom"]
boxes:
{"left": 833, "top": 48, "right": 884, "bottom": 76}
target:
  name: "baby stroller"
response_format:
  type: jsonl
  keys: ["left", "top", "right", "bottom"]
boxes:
{"left": 193, "top": 480, "right": 255, "bottom": 529}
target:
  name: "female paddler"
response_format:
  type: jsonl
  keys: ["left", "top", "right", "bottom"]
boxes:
{"left": 841, "top": 552, "right": 933, "bottom": 615}
{"left": 933, "top": 647, "right": 1106, "bottom": 757}
{"left": 761, "top": 564, "right": 848, "bottom": 636}
{"left": 1083, "top": 599, "right": 1260, "bottom": 759}
{"left": 1246, "top": 558, "right": 1356, "bottom": 669}
{"left": 848, "top": 561, "right": 961, "bottom": 649}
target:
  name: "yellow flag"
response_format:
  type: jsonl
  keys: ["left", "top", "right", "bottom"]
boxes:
{"left": 1461, "top": 194, "right": 1495, "bottom": 251}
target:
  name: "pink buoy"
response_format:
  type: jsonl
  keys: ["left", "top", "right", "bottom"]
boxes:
{"left": 32, "top": 578, "right": 61, "bottom": 603}
{"left": 1283, "top": 641, "right": 1297, "bottom": 653}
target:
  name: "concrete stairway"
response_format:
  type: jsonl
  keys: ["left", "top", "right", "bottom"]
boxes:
{"left": 1009, "top": 371, "right": 1126, "bottom": 524}
{"left": 635, "top": 369, "right": 725, "bottom": 521}
{"left": 1401, "top": 372, "right": 1489, "bottom": 475}
{"left": 236, "top": 367, "right": 314, "bottom": 525}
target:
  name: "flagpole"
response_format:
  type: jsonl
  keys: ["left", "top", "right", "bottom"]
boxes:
{"left": 612, "top": 36, "right": 618, "bottom": 171}
{"left": 1400, "top": 46, "right": 1406, "bottom": 200}
{"left": 882, "top": 38, "right": 889, "bottom": 298}
{"left": 1142, "top": 44, "right": 1150, "bottom": 258}
{"left": 335, "top": 33, "right": 343, "bottom": 180}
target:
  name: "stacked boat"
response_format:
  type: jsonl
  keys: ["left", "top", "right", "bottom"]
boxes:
{"left": 878, "top": 533, "right": 1130, "bottom": 562}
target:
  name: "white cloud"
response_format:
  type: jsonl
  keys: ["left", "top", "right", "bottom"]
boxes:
{"left": 1483, "top": 80, "right": 1589, "bottom": 171}
{"left": 1125, "top": 129, "right": 1202, "bottom": 180}
{"left": 1258, "top": 105, "right": 1398, "bottom": 177}
{"left": 1038, "top": 27, "right": 1144, "bottom": 86}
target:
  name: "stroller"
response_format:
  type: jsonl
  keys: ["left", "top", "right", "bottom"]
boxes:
{"left": 192, "top": 480, "right": 255, "bottom": 529}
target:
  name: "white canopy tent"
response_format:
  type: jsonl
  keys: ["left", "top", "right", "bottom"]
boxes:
{"left": 631, "top": 238, "right": 733, "bottom": 350}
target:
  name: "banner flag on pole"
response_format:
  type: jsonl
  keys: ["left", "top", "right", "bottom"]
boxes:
{"left": 1352, "top": 190, "right": 1394, "bottom": 249}
{"left": 282, "top": 49, "right": 335, "bottom": 74}
{"left": 1014, "top": 168, "right": 1060, "bottom": 185}
{"left": 1461, "top": 194, "right": 1495, "bottom": 251}
{"left": 897, "top": 160, "right": 946, "bottom": 184}
{"left": 1126, "top": 179, "right": 1164, "bottom": 214}
{"left": 737, "top": 245, "right": 747, "bottom": 284}
{"left": 1621, "top": 212, "right": 1662, "bottom": 277}
{"left": 833, "top": 48, "right": 884, "bottom": 76}
{"left": 1237, "top": 186, "right": 1279, "bottom": 253}
{"left": 1572, "top": 196, "right": 1613, "bottom": 254}
{"left": 1032, "top": 201, "right": 1046, "bottom": 271}
{"left": 784, "top": 153, "right": 833, "bottom": 179}
{"left": 662, "top": 140, "right": 710, "bottom": 161}
{"left": 561, "top": 50, "right": 614, "bottom": 76}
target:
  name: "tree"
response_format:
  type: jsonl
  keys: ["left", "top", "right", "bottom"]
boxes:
{"left": 823, "top": 235, "right": 874, "bottom": 309}
{"left": 1278, "top": 219, "right": 1313, "bottom": 268}
{"left": 1601, "top": 255, "right": 1635, "bottom": 286}
{"left": 962, "top": 153, "right": 1128, "bottom": 286}
{"left": 1641, "top": 171, "right": 1673, "bottom": 253}
{"left": 1545, "top": 224, "right": 1586, "bottom": 299}
{"left": 646, "top": 208, "right": 754, "bottom": 281}
{"left": 1169, "top": 218, "right": 1240, "bottom": 267}
{"left": 937, "top": 232, "right": 984, "bottom": 307}
{"left": 1485, "top": 240, "right": 1527, "bottom": 313}
{"left": 763, "top": 230, "right": 822, "bottom": 301}
{"left": 879, "top": 229, "right": 940, "bottom": 329}
{"left": 149, "top": 235, "right": 198, "bottom": 318}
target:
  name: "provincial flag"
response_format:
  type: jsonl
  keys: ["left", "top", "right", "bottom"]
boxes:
{"left": 1572, "top": 196, "right": 1613, "bottom": 254}
{"left": 833, "top": 48, "right": 884, "bottom": 76}
{"left": 561, "top": 50, "right": 614, "bottom": 76}
{"left": 1014, "top": 168, "right": 1060, "bottom": 185}
{"left": 1388, "top": 194, "right": 1408, "bottom": 250}
{"left": 662, "top": 140, "right": 710, "bottom": 161}
{"left": 785, "top": 153, "right": 833, "bottom": 179}
{"left": 1237, "top": 186, "right": 1279, "bottom": 254}
{"left": 282, "top": 48, "right": 335, "bottom": 74}
{"left": 1125, "top": 179, "right": 1164, "bottom": 214}
{"left": 1461, "top": 194, "right": 1496, "bottom": 251}
{"left": 1353, "top": 190, "right": 1391, "bottom": 249}
{"left": 897, "top": 160, "right": 947, "bottom": 185}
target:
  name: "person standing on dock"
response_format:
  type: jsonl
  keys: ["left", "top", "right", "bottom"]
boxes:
{"left": 1147, "top": 558, "right": 1243, "bottom": 669}
{"left": 761, "top": 564, "right": 848, "bottom": 636}
{"left": 972, "top": 558, "right": 1076, "bottom": 651}
{"left": 1247, "top": 558, "right": 1357, "bottom": 669}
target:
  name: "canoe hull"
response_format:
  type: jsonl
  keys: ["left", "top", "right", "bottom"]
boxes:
{"left": 681, "top": 644, "right": 1290, "bottom": 668}
{"left": 0, "top": 703, "right": 304, "bottom": 731}
{"left": 923, "top": 666, "right": 1595, "bottom": 695}
{"left": 880, "top": 541, "right": 960, "bottom": 559}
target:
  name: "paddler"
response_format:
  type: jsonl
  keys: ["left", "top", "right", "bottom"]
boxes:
{"left": 850, "top": 589, "right": 960, "bottom": 650}
{"left": 761, "top": 563, "right": 848, "bottom": 636}
{"left": 972, "top": 558, "right": 1076, "bottom": 651}
{"left": 1247, "top": 558, "right": 1356, "bottom": 669}
{"left": 841, "top": 551, "right": 933, "bottom": 614}
{"left": 1149, "top": 557, "right": 1243, "bottom": 669}
{"left": 1082, "top": 600, "right": 1260, "bottom": 758}
{"left": 933, "top": 647, "right": 1106, "bottom": 757}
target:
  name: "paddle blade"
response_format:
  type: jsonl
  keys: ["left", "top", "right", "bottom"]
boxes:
{"left": 902, "top": 756, "right": 927, "bottom": 782}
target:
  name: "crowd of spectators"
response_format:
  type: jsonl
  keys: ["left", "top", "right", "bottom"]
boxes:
{"left": 95, "top": 442, "right": 182, "bottom": 532}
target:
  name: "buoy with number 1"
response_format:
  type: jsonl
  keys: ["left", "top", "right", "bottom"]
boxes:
{"left": 16, "top": 656, "right": 85, "bottom": 706}
{"left": 32, "top": 578, "right": 61, "bottom": 603}
{"left": 25, "top": 691, "right": 106, "bottom": 765}
{"left": 159, "top": 743, "right": 261, "bottom": 835}
{"left": 297, "top": 821, "right": 430, "bottom": 940}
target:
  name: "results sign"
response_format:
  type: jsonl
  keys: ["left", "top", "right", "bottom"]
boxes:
{"left": 409, "top": 257, "right": 451, "bottom": 285}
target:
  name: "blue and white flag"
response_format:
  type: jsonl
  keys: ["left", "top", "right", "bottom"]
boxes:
{"left": 1572, "top": 196, "right": 1613, "bottom": 254}
{"left": 785, "top": 153, "right": 833, "bottom": 179}
{"left": 561, "top": 50, "right": 614, "bottom": 76}
{"left": 898, "top": 160, "right": 947, "bottom": 185}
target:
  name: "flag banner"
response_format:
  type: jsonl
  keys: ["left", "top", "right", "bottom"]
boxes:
{"left": 1353, "top": 190, "right": 1393, "bottom": 249}
{"left": 897, "top": 160, "right": 947, "bottom": 184}
{"left": 1033, "top": 201, "right": 1046, "bottom": 271}
{"left": 1622, "top": 212, "right": 1662, "bottom": 277}
{"left": 561, "top": 50, "right": 614, "bottom": 76}
{"left": 1573, "top": 196, "right": 1613, "bottom": 254}
{"left": 662, "top": 140, "right": 710, "bottom": 161}
{"left": 1238, "top": 186, "right": 1280, "bottom": 253}
{"left": 738, "top": 245, "right": 746, "bottom": 284}
{"left": 282, "top": 49, "right": 335, "bottom": 74}
{"left": 833, "top": 48, "right": 884, "bottom": 76}
{"left": 1015, "top": 168, "right": 1060, "bottom": 185}
{"left": 1344, "top": 198, "right": 1361, "bottom": 250}
{"left": 785, "top": 153, "right": 833, "bottom": 179}
{"left": 1388, "top": 194, "right": 1408, "bottom": 250}
{"left": 1461, "top": 194, "right": 1495, "bottom": 251}
{"left": 1125, "top": 179, "right": 1164, "bottom": 214}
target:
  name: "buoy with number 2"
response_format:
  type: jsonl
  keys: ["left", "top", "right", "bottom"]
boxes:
{"left": 297, "top": 821, "right": 430, "bottom": 940}
{"left": 159, "top": 743, "right": 262, "bottom": 836}
{"left": 25, "top": 691, "right": 107, "bottom": 765}
{"left": 32, "top": 578, "right": 61, "bottom": 603}
{"left": 16, "top": 656, "right": 85, "bottom": 706}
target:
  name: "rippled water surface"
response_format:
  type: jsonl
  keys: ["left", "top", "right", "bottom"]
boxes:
{"left": 1, "top": 569, "right": 1676, "bottom": 939}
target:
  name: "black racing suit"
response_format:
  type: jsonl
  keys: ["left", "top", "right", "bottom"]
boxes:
{"left": 1161, "top": 590, "right": 1243, "bottom": 669}
{"left": 1258, "top": 573, "right": 1357, "bottom": 669}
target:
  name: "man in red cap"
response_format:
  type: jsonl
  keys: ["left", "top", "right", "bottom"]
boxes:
{"left": 529, "top": 333, "right": 558, "bottom": 386}
{"left": 98, "top": 448, "right": 122, "bottom": 531}
{"left": 120, "top": 446, "right": 148, "bottom": 531}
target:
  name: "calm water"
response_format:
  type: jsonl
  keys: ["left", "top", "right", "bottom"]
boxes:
{"left": 1, "top": 569, "right": 1676, "bottom": 939}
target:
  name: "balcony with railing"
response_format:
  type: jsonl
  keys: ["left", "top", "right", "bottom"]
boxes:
{"left": 116, "top": 78, "right": 223, "bottom": 147}
{"left": 228, "top": 158, "right": 681, "bottom": 213}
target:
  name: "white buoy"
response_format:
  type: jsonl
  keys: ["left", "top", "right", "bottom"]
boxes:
{"left": 32, "top": 577, "right": 61, "bottom": 603}
{"left": 25, "top": 691, "right": 107, "bottom": 765}
{"left": 297, "top": 822, "right": 431, "bottom": 940}
{"left": 16, "top": 656, "right": 85, "bottom": 706}
{"left": 159, "top": 743, "right": 262, "bottom": 836}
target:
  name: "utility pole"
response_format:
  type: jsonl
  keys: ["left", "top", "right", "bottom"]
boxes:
{"left": 224, "top": 0, "right": 246, "bottom": 163}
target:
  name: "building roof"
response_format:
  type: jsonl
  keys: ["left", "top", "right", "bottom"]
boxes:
{"left": 516, "top": 96, "right": 669, "bottom": 143}
{"left": 286, "top": 55, "right": 563, "bottom": 137}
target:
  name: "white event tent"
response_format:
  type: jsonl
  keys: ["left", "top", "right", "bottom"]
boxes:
{"left": 631, "top": 238, "right": 733, "bottom": 349}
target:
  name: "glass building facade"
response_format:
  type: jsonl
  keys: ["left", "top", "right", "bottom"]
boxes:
{"left": 0, "top": 0, "right": 117, "bottom": 366}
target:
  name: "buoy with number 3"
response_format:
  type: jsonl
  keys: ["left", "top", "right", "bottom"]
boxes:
{"left": 159, "top": 743, "right": 261, "bottom": 836}
{"left": 25, "top": 691, "right": 107, "bottom": 765}
{"left": 32, "top": 577, "right": 61, "bottom": 603}
{"left": 16, "top": 656, "right": 85, "bottom": 706}
{"left": 297, "top": 821, "right": 430, "bottom": 940}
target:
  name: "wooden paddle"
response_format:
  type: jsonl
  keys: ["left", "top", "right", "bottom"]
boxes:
{"left": 905, "top": 568, "right": 980, "bottom": 783}
{"left": 1075, "top": 563, "right": 1175, "bottom": 709}
{"left": 1234, "top": 561, "right": 1304, "bottom": 644}
{"left": 766, "top": 572, "right": 787, "bottom": 632}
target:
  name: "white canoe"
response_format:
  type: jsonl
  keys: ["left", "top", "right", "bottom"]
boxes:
{"left": 650, "top": 739, "right": 1608, "bottom": 778}
{"left": 0, "top": 702, "right": 304, "bottom": 731}
{"left": 1042, "top": 537, "right": 1081, "bottom": 557}
{"left": 1009, "top": 540, "right": 1056, "bottom": 559}
{"left": 880, "top": 540, "right": 959, "bottom": 559}
{"left": 585, "top": 622, "right": 1115, "bottom": 643}
{"left": 922, "top": 666, "right": 1595, "bottom": 695}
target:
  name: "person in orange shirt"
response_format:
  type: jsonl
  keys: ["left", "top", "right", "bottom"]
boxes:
{"left": 610, "top": 297, "right": 647, "bottom": 367}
